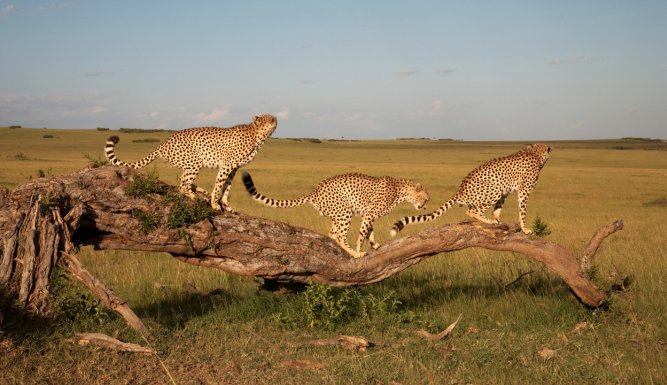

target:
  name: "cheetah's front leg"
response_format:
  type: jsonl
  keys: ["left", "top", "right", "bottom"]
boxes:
{"left": 517, "top": 189, "right": 532, "bottom": 234}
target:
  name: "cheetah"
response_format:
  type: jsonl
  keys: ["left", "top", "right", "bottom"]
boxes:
{"left": 242, "top": 171, "right": 429, "bottom": 258}
{"left": 391, "top": 143, "right": 551, "bottom": 236}
{"left": 105, "top": 114, "right": 277, "bottom": 212}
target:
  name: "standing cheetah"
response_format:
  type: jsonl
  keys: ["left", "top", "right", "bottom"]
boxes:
{"left": 391, "top": 143, "right": 551, "bottom": 236}
{"left": 242, "top": 171, "right": 429, "bottom": 258}
{"left": 105, "top": 114, "right": 277, "bottom": 211}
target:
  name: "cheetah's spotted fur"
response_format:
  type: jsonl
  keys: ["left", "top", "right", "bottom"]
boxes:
{"left": 105, "top": 114, "right": 277, "bottom": 211}
{"left": 391, "top": 143, "right": 551, "bottom": 236}
{"left": 242, "top": 171, "right": 429, "bottom": 258}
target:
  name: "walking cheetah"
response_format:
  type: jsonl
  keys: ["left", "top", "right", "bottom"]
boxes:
{"left": 391, "top": 143, "right": 551, "bottom": 236}
{"left": 242, "top": 171, "right": 429, "bottom": 258}
{"left": 105, "top": 114, "right": 277, "bottom": 211}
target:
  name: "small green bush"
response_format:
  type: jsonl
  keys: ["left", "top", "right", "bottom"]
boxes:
{"left": 39, "top": 192, "right": 58, "bottom": 215}
{"left": 50, "top": 267, "right": 111, "bottom": 329}
{"left": 273, "top": 284, "right": 405, "bottom": 330}
{"left": 166, "top": 194, "right": 212, "bottom": 229}
{"left": 125, "top": 169, "right": 167, "bottom": 198}
{"left": 131, "top": 209, "right": 159, "bottom": 233}
{"left": 532, "top": 216, "right": 552, "bottom": 237}
{"left": 82, "top": 153, "right": 109, "bottom": 168}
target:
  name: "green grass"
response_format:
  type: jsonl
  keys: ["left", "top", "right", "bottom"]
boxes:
{"left": 1, "top": 127, "right": 666, "bottom": 384}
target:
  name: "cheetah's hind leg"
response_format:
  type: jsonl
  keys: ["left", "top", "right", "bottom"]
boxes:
{"left": 355, "top": 216, "right": 376, "bottom": 256}
{"left": 329, "top": 214, "right": 361, "bottom": 258}
{"left": 492, "top": 194, "right": 508, "bottom": 223}
{"left": 178, "top": 168, "right": 200, "bottom": 200}
{"left": 211, "top": 167, "right": 236, "bottom": 212}
{"left": 465, "top": 205, "right": 495, "bottom": 224}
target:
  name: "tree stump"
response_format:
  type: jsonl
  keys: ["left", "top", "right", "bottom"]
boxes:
{"left": 1, "top": 166, "right": 621, "bottom": 332}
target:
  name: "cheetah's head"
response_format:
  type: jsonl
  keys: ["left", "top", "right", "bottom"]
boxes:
{"left": 526, "top": 143, "right": 551, "bottom": 165}
{"left": 252, "top": 114, "right": 278, "bottom": 133}
{"left": 406, "top": 182, "right": 430, "bottom": 210}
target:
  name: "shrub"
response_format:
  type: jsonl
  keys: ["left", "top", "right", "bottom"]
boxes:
{"left": 82, "top": 153, "right": 108, "bottom": 168}
{"left": 272, "top": 284, "right": 405, "bottom": 330}
{"left": 131, "top": 209, "right": 159, "bottom": 233}
{"left": 125, "top": 169, "right": 167, "bottom": 198}
{"left": 532, "top": 216, "right": 552, "bottom": 237}
{"left": 166, "top": 194, "right": 213, "bottom": 228}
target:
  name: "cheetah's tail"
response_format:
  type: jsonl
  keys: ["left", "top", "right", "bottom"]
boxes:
{"left": 390, "top": 200, "right": 454, "bottom": 237}
{"left": 242, "top": 171, "right": 309, "bottom": 208}
{"left": 105, "top": 136, "right": 158, "bottom": 169}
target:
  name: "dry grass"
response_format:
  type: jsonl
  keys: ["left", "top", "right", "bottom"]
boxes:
{"left": 1, "top": 127, "right": 666, "bottom": 384}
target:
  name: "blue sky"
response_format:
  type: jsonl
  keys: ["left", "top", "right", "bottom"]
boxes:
{"left": 1, "top": 1, "right": 665, "bottom": 139}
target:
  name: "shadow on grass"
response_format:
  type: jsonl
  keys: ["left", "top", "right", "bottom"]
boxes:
{"left": 388, "top": 273, "right": 572, "bottom": 310}
{"left": 134, "top": 288, "right": 240, "bottom": 328}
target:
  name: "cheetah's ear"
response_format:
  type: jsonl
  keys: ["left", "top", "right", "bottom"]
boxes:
{"left": 526, "top": 144, "right": 534, "bottom": 150}
{"left": 252, "top": 115, "right": 259, "bottom": 122}
{"left": 416, "top": 183, "right": 423, "bottom": 190}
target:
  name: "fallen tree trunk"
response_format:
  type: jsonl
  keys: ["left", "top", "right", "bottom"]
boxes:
{"left": 1, "top": 166, "right": 618, "bottom": 320}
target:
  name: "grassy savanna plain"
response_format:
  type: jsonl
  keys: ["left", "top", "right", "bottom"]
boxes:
{"left": 1, "top": 127, "right": 666, "bottom": 385}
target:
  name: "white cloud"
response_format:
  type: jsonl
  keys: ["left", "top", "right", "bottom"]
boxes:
{"left": 88, "top": 105, "right": 107, "bottom": 114}
{"left": 195, "top": 107, "right": 230, "bottom": 122}
{"left": 149, "top": 111, "right": 159, "bottom": 118}
{"left": 431, "top": 100, "right": 444, "bottom": 112}
{"left": 0, "top": 4, "right": 15, "bottom": 17}
{"left": 395, "top": 70, "right": 418, "bottom": 78}
{"left": 275, "top": 110, "right": 289, "bottom": 119}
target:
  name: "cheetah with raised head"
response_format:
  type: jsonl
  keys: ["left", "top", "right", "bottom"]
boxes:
{"left": 242, "top": 171, "right": 429, "bottom": 258}
{"left": 105, "top": 114, "right": 277, "bottom": 212}
{"left": 391, "top": 143, "right": 551, "bottom": 236}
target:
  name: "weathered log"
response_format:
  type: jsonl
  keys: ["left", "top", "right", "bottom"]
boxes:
{"left": 73, "top": 333, "right": 156, "bottom": 354}
{"left": 0, "top": 166, "right": 619, "bottom": 320}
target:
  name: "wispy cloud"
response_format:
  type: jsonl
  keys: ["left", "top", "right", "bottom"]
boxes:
{"left": 275, "top": 110, "right": 289, "bottom": 119}
{"left": 0, "top": 4, "right": 15, "bottom": 17}
{"left": 550, "top": 55, "right": 595, "bottom": 65}
{"left": 38, "top": 2, "right": 72, "bottom": 11}
{"left": 436, "top": 68, "right": 456, "bottom": 75}
{"left": 299, "top": 80, "right": 314, "bottom": 85}
{"left": 395, "top": 70, "right": 418, "bottom": 78}
{"left": 195, "top": 107, "right": 230, "bottom": 122}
